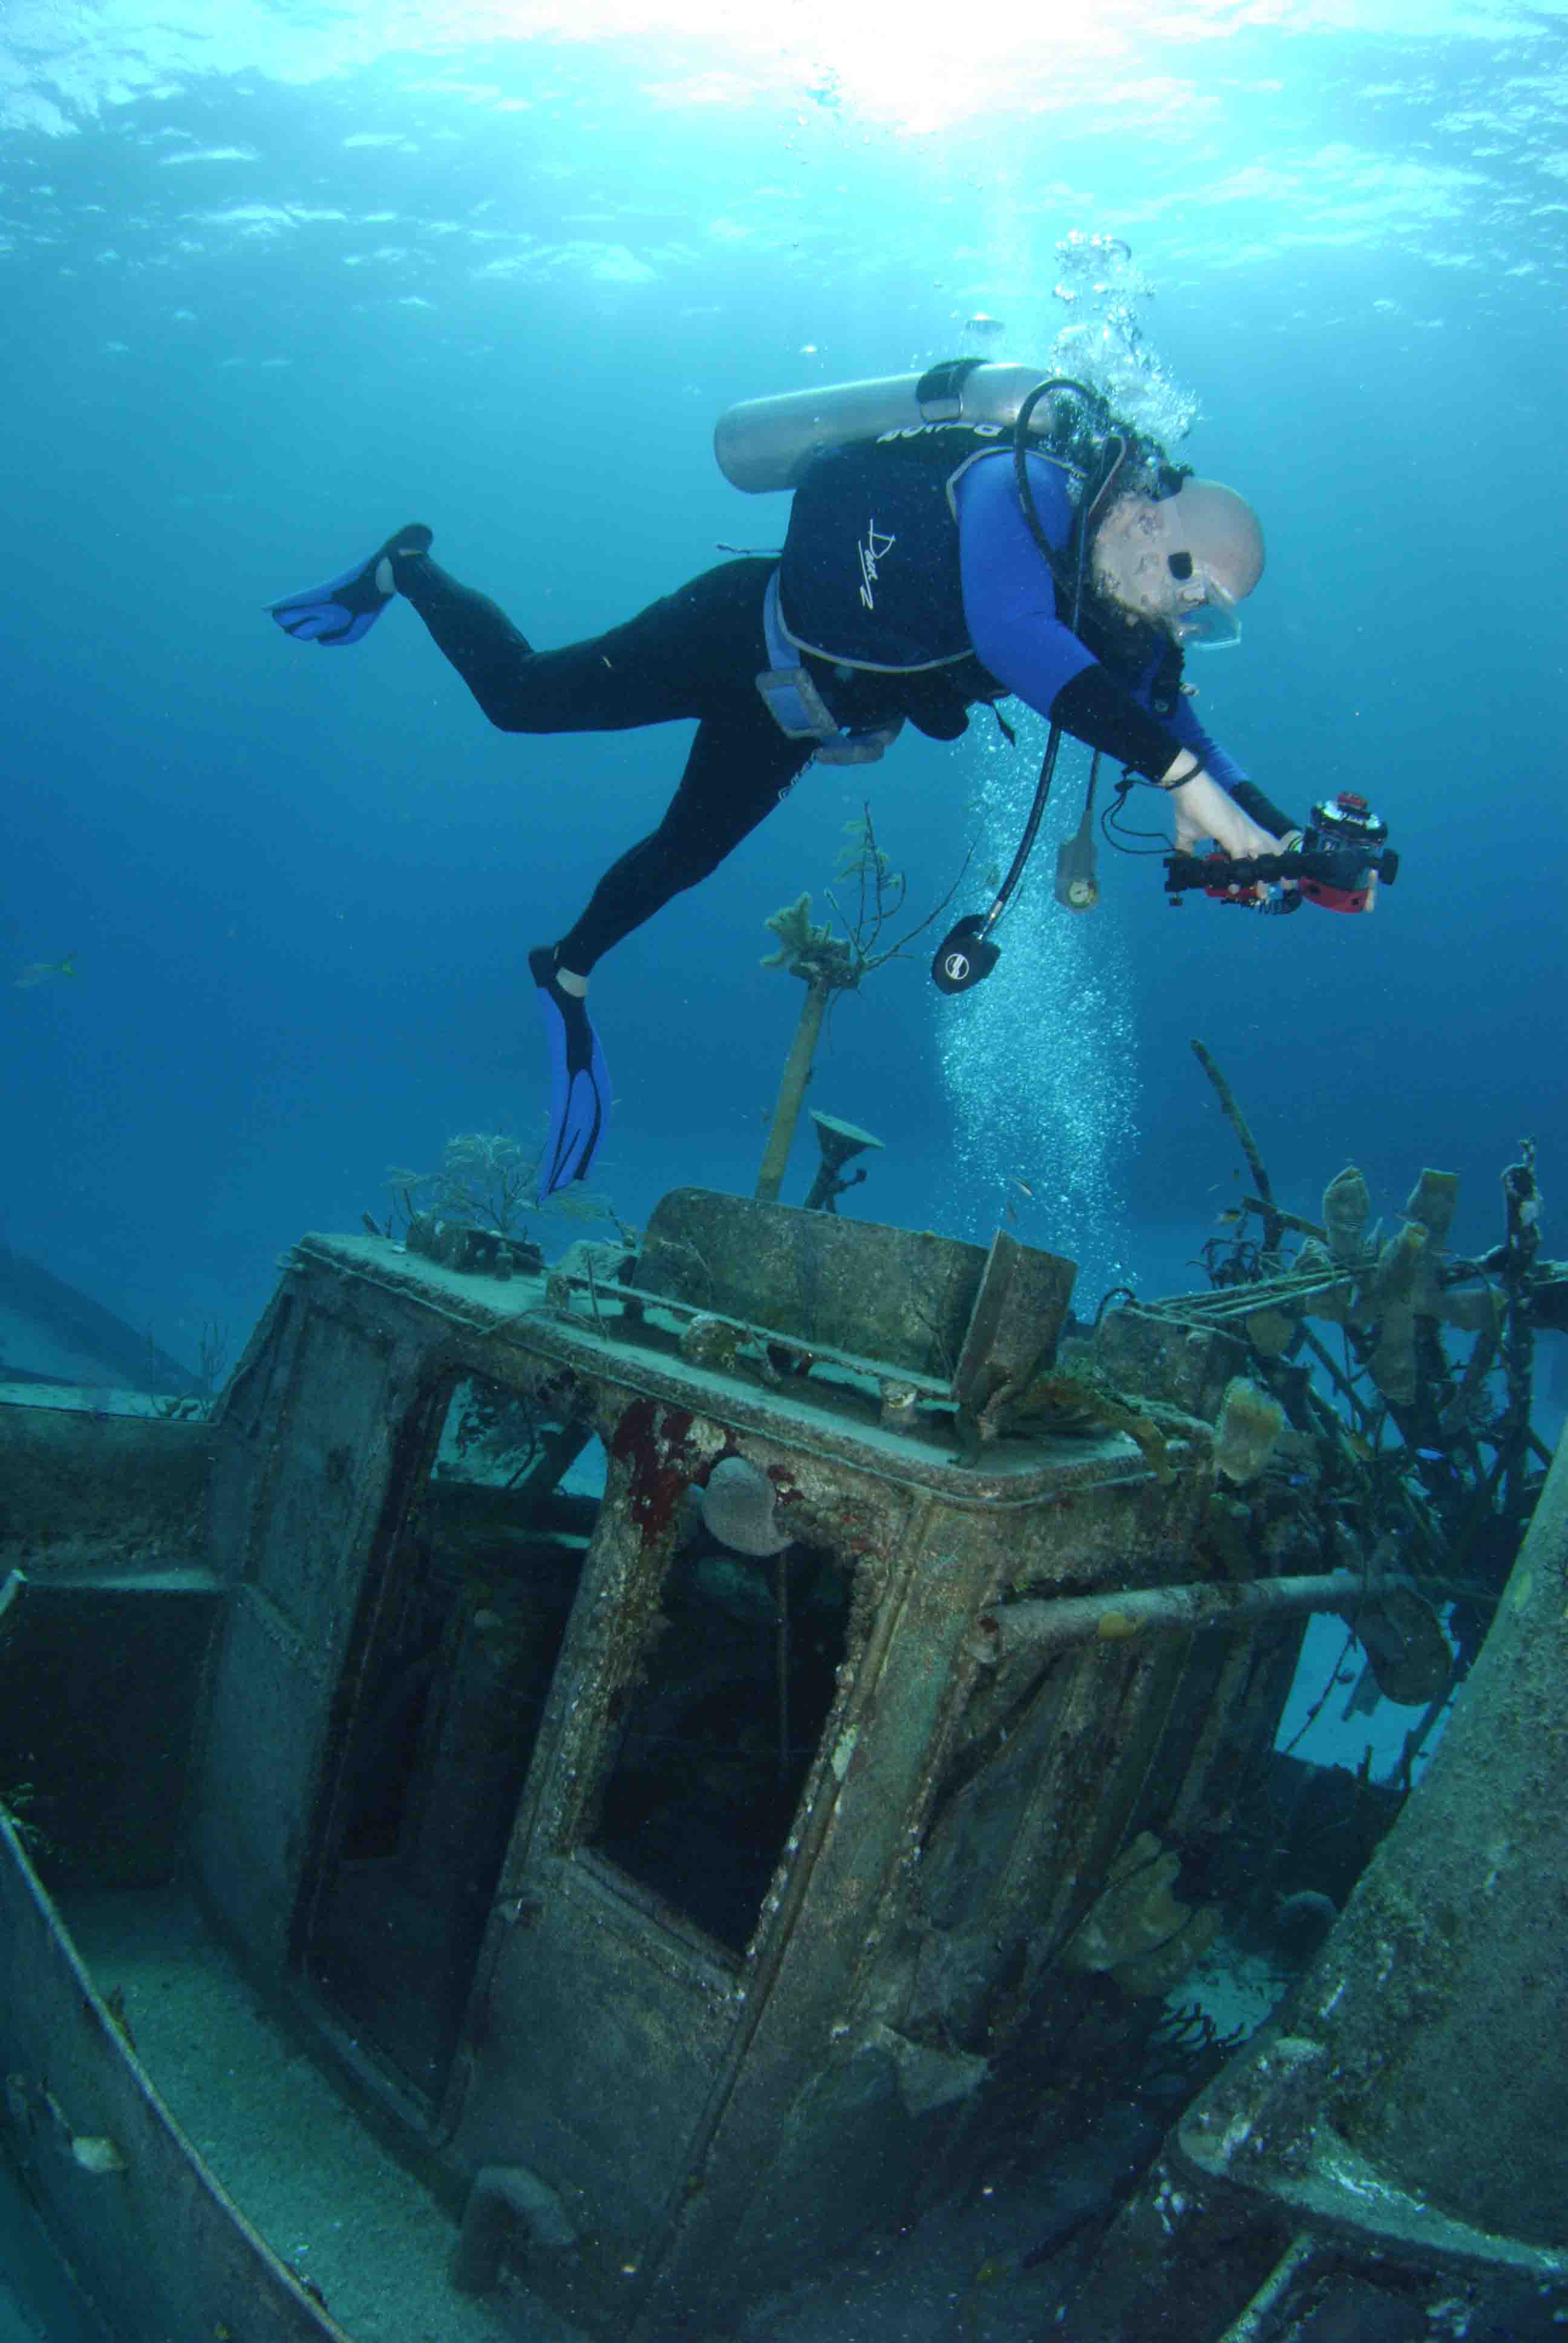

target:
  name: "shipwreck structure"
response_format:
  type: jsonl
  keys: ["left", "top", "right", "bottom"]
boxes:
{"left": 0, "top": 1185, "right": 1563, "bottom": 2341}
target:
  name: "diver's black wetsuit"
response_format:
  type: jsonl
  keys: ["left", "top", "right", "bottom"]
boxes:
{"left": 393, "top": 437, "right": 1243, "bottom": 972}
{"left": 397, "top": 551, "right": 815, "bottom": 973}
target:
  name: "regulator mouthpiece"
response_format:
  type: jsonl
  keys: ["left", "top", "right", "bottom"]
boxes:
{"left": 931, "top": 914, "right": 1001, "bottom": 995}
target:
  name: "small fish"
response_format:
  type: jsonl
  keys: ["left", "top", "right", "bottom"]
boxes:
{"left": 1215, "top": 1207, "right": 1244, "bottom": 1226}
{"left": 1343, "top": 1430, "right": 1376, "bottom": 1464}
{"left": 1011, "top": 1177, "right": 1036, "bottom": 1199}
{"left": 1414, "top": 1446, "right": 1446, "bottom": 1463}
{"left": 964, "top": 312, "right": 1005, "bottom": 337}
{"left": 13, "top": 954, "right": 77, "bottom": 990}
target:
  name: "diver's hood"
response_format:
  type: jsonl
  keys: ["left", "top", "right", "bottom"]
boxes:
{"left": 1091, "top": 477, "right": 1265, "bottom": 649}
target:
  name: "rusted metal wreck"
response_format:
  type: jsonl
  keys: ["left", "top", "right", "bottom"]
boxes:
{"left": 0, "top": 1185, "right": 1563, "bottom": 2340}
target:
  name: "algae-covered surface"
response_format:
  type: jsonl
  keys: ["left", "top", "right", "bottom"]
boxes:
{"left": 57, "top": 1887, "right": 580, "bottom": 2343}
{"left": 27, "top": 1881, "right": 1178, "bottom": 2343}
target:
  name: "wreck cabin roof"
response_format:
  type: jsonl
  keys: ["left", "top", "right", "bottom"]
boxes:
{"left": 279, "top": 1214, "right": 1132, "bottom": 1501}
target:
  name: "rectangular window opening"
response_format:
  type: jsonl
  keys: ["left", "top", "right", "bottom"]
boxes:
{"left": 589, "top": 1532, "right": 854, "bottom": 1956}
{"left": 304, "top": 1374, "right": 603, "bottom": 2102}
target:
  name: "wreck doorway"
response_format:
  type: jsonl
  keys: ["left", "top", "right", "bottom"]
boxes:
{"left": 301, "top": 1374, "right": 599, "bottom": 2105}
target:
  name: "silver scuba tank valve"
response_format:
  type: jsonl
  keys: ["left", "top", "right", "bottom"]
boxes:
{"left": 714, "top": 360, "right": 1066, "bottom": 494}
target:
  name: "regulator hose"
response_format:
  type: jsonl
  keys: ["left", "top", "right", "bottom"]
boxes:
{"left": 930, "top": 381, "right": 1124, "bottom": 996}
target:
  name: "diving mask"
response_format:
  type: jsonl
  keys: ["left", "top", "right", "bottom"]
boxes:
{"left": 1167, "top": 553, "right": 1242, "bottom": 650}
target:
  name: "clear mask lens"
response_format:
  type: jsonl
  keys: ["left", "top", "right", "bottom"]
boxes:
{"left": 1172, "top": 572, "right": 1242, "bottom": 650}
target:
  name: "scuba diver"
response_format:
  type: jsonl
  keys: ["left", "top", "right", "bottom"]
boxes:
{"left": 267, "top": 364, "right": 1284, "bottom": 1195}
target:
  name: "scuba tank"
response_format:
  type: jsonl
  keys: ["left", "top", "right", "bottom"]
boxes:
{"left": 714, "top": 359, "right": 1072, "bottom": 494}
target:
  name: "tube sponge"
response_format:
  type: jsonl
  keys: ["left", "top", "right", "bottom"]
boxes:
{"left": 1213, "top": 1376, "right": 1286, "bottom": 1484}
{"left": 1322, "top": 1164, "right": 1371, "bottom": 1265}
{"left": 1404, "top": 1168, "right": 1459, "bottom": 1244}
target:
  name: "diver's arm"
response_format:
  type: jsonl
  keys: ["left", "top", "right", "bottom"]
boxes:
{"left": 1163, "top": 701, "right": 1281, "bottom": 851}
{"left": 1166, "top": 694, "right": 1247, "bottom": 791}
{"left": 1048, "top": 664, "right": 1187, "bottom": 776}
{"left": 955, "top": 456, "right": 1183, "bottom": 776}
{"left": 1165, "top": 700, "right": 1301, "bottom": 842}
{"left": 956, "top": 459, "right": 1281, "bottom": 859}
{"left": 1157, "top": 750, "right": 1284, "bottom": 858}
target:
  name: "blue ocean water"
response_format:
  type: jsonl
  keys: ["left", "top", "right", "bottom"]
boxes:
{"left": 1, "top": 3, "right": 1565, "bottom": 2335}
{"left": 4, "top": 1, "right": 1563, "bottom": 1357}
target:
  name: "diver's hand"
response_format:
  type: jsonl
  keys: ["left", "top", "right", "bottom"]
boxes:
{"left": 1163, "top": 762, "right": 1281, "bottom": 860}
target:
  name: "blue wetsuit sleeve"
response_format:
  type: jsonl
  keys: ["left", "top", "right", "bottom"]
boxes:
{"left": 954, "top": 452, "right": 1097, "bottom": 712}
{"left": 956, "top": 453, "right": 1185, "bottom": 779}
{"left": 1168, "top": 692, "right": 1249, "bottom": 790}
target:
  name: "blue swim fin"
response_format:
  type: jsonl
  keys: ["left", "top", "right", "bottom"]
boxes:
{"left": 530, "top": 947, "right": 610, "bottom": 1196}
{"left": 266, "top": 522, "right": 433, "bottom": 647}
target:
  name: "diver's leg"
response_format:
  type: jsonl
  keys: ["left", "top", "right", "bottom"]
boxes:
{"left": 422, "top": 553, "right": 807, "bottom": 1193}
{"left": 390, "top": 549, "right": 778, "bottom": 736}
{"left": 527, "top": 709, "right": 811, "bottom": 1196}
{"left": 527, "top": 703, "right": 812, "bottom": 1194}
{"left": 552, "top": 706, "right": 815, "bottom": 973}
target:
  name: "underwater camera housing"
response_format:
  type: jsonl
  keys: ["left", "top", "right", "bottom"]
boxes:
{"left": 1165, "top": 791, "right": 1399, "bottom": 916}
{"left": 1297, "top": 790, "right": 1398, "bottom": 912}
